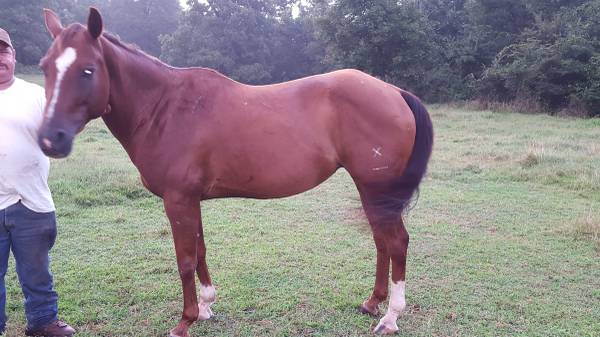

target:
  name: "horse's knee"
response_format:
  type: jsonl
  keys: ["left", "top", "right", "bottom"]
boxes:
{"left": 177, "top": 259, "right": 197, "bottom": 279}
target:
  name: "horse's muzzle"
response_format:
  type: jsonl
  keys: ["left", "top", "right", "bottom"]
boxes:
{"left": 38, "top": 127, "right": 74, "bottom": 158}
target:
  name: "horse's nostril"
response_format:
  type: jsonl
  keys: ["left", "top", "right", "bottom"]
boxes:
{"left": 56, "top": 130, "right": 66, "bottom": 142}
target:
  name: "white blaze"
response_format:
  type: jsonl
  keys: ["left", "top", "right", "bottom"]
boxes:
{"left": 46, "top": 47, "right": 77, "bottom": 121}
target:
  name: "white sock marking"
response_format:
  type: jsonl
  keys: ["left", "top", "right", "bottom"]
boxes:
{"left": 47, "top": 47, "right": 77, "bottom": 121}
{"left": 198, "top": 284, "right": 215, "bottom": 320}
{"left": 375, "top": 280, "right": 406, "bottom": 334}
{"left": 387, "top": 280, "right": 406, "bottom": 315}
{"left": 200, "top": 284, "right": 216, "bottom": 303}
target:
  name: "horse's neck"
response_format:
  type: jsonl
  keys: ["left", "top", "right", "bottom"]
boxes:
{"left": 100, "top": 38, "right": 171, "bottom": 156}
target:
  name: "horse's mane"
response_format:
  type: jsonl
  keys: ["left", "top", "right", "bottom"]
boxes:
{"left": 102, "top": 32, "right": 169, "bottom": 69}
{"left": 102, "top": 30, "right": 232, "bottom": 81}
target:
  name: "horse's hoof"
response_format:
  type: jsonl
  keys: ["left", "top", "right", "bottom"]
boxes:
{"left": 360, "top": 305, "right": 379, "bottom": 316}
{"left": 169, "top": 333, "right": 190, "bottom": 337}
{"left": 373, "top": 320, "right": 399, "bottom": 335}
{"left": 198, "top": 302, "right": 214, "bottom": 320}
{"left": 360, "top": 300, "right": 379, "bottom": 316}
{"left": 169, "top": 328, "right": 190, "bottom": 337}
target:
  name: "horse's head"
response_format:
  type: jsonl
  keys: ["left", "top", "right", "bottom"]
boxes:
{"left": 38, "top": 8, "right": 110, "bottom": 158}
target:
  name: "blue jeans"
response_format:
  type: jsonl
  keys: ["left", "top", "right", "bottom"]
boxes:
{"left": 0, "top": 201, "right": 58, "bottom": 332}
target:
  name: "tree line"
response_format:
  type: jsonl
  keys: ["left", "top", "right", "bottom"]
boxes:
{"left": 1, "top": 0, "right": 598, "bottom": 116}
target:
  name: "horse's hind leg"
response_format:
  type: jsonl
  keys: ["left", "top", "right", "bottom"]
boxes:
{"left": 360, "top": 228, "right": 390, "bottom": 316}
{"left": 359, "top": 190, "right": 409, "bottom": 335}
{"left": 372, "top": 219, "right": 409, "bottom": 334}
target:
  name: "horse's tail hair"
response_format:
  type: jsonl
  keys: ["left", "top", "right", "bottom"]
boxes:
{"left": 397, "top": 90, "right": 433, "bottom": 211}
{"left": 367, "top": 89, "right": 433, "bottom": 222}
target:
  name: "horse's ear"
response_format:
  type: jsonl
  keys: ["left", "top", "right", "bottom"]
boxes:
{"left": 87, "top": 7, "right": 103, "bottom": 40}
{"left": 43, "top": 8, "right": 63, "bottom": 39}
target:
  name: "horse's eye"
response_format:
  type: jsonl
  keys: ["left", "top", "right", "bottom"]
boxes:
{"left": 82, "top": 68, "right": 95, "bottom": 77}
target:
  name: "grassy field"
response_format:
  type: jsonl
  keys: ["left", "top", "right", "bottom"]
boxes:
{"left": 4, "top": 82, "right": 599, "bottom": 336}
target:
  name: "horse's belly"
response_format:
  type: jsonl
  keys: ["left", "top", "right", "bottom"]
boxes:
{"left": 204, "top": 153, "right": 339, "bottom": 199}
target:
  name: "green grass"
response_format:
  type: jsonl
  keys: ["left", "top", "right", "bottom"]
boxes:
{"left": 4, "top": 94, "right": 599, "bottom": 336}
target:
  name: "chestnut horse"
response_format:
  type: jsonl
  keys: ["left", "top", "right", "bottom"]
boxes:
{"left": 38, "top": 8, "right": 433, "bottom": 337}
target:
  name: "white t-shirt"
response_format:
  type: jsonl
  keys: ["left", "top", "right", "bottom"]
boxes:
{"left": 0, "top": 77, "right": 55, "bottom": 212}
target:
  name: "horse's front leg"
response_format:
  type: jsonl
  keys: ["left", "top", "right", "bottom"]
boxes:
{"left": 164, "top": 192, "right": 201, "bottom": 337}
{"left": 196, "top": 210, "right": 215, "bottom": 321}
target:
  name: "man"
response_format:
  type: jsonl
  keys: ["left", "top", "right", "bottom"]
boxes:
{"left": 0, "top": 28, "right": 75, "bottom": 337}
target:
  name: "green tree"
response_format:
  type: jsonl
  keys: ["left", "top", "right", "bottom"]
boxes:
{"left": 162, "top": 0, "right": 319, "bottom": 84}
{"left": 0, "top": 0, "right": 78, "bottom": 66}
{"left": 314, "top": 0, "right": 439, "bottom": 99}
{"left": 270, "top": 8, "right": 326, "bottom": 81}
{"left": 525, "top": 0, "right": 588, "bottom": 20}
{"left": 478, "top": 0, "right": 600, "bottom": 115}
{"left": 420, "top": 0, "right": 472, "bottom": 99}
{"left": 0, "top": 0, "right": 180, "bottom": 64}
{"left": 100, "top": 0, "right": 180, "bottom": 57}
{"left": 460, "top": 0, "right": 534, "bottom": 77}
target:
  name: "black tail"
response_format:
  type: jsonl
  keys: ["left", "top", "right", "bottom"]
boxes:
{"left": 368, "top": 90, "right": 434, "bottom": 221}
{"left": 397, "top": 90, "right": 434, "bottom": 211}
